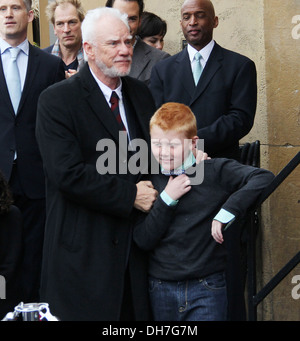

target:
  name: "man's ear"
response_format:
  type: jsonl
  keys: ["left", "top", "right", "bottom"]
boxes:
{"left": 28, "top": 10, "right": 34, "bottom": 24}
{"left": 213, "top": 16, "right": 219, "bottom": 29}
{"left": 83, "top": 42, "right": 94, "bottom": 60}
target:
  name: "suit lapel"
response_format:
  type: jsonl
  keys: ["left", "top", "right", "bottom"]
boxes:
{"left": 17, "top": 44, "right": 39, "bottom": 115}
{"left": 122, "top": 77, "right": 152, "bottom": 177}
{"left": 122, "top": 77, "right": 150, "bottom": 143}
{"left": 0, "top": 52, "right": 16, "bottom": 117}
{"left": 0, "top": 43, "right": 41, "bottom": 117}
{"left": 175, "top": 49, "right": 195, "bottom": 99}
{"left": 130, "top": 38, "right": 150, "bottom": 79}
{"left": 80, "top": 64, "right": 121, "bottom": 143}
{"left": 190, "top": 43, "right": 223, "bottom": 106}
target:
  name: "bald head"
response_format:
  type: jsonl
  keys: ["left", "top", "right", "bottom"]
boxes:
{"left": 180, "top": 0, "right": 218, "bottom": 50}
{"left": 181, "top": 0, "right": 215, "bottom": 18}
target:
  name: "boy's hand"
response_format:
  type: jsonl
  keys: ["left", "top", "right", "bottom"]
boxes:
{"left": 211, "top": 220, "right": 225, "bottom": 244}
{"left": 164, "top": 174, "right": 191, "bottom": 201}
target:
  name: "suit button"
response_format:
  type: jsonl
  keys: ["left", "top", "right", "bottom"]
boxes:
{"left": 112, "top": 238, "right": 119, "bottom": 246}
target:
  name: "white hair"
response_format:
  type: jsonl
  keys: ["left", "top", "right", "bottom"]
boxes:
{"left": 81, "top": 7, "right": 130, "bottom": 46}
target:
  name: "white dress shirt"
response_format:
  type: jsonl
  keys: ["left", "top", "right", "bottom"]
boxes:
{"left": 187, "top": 40, "right": 215, "bottom": 73}
{"left": 0, "top": 38, "right": 29, "bottom": 91}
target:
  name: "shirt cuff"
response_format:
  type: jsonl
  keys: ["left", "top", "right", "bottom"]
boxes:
{"left": 214, "top": 209, "right": 235, "bottom": 224}
{"left": 160, "top": 190, "right": 179, "bottom": 207}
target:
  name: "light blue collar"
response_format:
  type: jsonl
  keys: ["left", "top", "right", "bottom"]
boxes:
{"left": 161, "top": 152, "right": 196, "bottom": 175}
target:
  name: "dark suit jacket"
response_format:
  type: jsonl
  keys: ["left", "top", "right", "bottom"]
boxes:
{"left": 149, "top": 42, "right": 257, "bottom": 160}
{"left": 0, "top": 206, "right": 23, "bottom": 319}
{"left": 130, "top": 36, "right": 170, "bottom": 85}
{"left": 36, "top": 63, "right": 156, "bottom": 321}
{"left": 0, "top": 43, "right": 65, "bottom": 199}
{"left": 43, "top": 44, "right": 54, "bottom": 54}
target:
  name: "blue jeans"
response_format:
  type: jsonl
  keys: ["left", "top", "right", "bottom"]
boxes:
{"left": 149, "top": 272, "right": 227, "bottom": 321}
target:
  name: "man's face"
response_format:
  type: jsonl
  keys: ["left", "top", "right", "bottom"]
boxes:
{"left": 151, "top": 126, "right": 193, "bottom": 172}
{"left": 86, "top": 16, "right": 133, "bottom": 78}
{"left": 0, "top": 0, "right": 33, "bottom": 43}
{"left": 53, "top": 3, "right": 82, "bottom": 50}
{"left": 111, "top": 0, "right": 140, "bottom": 38}
{"left": 180, "top": 0, "right": 218, "bottom": 50}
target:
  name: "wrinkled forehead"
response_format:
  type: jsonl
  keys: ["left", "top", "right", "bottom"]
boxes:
{"left": 181, "top": 0, "right": 215, "bottom": 17}
{"left": 0, "top": 0, "right": 27, "bottom": 8}
{"left": 97, "top": 15, "right": 130, "bottom": 38}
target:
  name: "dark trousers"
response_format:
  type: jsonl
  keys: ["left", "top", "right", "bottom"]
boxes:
{"left": 9, "top": 164, "right": 45, "bottom": 303}
{"left": 120, "top": 267, "right": 135, "bottom": 321}
{"left": 224, "top": 220, "right": 247, "bottom": 321}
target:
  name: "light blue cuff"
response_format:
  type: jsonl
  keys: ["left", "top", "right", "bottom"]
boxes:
{"left": 160, "top": 190, "right": 179, "bottom": 207}
{"left": 214, "top": 209, "right": 235, "bottom": 224}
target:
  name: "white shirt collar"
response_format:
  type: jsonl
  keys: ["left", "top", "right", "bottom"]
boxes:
{"left": 89, "top": 67, "right": 123, "bottom": 104}
{"left": 89, "top": 67, "right": 132, "bottom": 140}
{"left": 0, "top": 38, "right": 29, "bottom": 56}
{"left": 187, "top": 40, "right": 215, "bottom": 63}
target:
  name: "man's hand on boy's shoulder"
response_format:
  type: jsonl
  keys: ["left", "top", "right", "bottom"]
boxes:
{"left": 194, "top": 150, "right": 211, "bottom": 164}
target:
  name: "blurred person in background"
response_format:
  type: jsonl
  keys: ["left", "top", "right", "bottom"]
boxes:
{"left": 138, "top": 11, "right": 167, "bottom": 51}
{"left": 44, "top": 0, "right": 85, "bottom": 78}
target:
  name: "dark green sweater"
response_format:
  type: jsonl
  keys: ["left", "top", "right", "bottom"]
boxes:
{"left": 134, "top": 158, "right": 274, "bottom": 281}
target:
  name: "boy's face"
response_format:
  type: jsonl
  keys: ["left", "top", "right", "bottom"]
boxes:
{"left": 151, "top": 126, "right": 196, "bottom": 171}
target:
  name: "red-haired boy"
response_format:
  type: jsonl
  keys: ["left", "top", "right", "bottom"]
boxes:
{"left": 134, "top": 102, "right": 274, "bottom": 321}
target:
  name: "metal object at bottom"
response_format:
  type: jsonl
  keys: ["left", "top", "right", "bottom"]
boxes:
{"left": 1, "top": 302, "right": 59, "bottom": 321}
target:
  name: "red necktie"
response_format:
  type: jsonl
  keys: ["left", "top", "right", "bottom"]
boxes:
{"left": 110, "top": 91, "right": 126, "bottom": 131}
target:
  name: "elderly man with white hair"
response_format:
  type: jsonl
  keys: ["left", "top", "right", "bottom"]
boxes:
{"left": 36, "top": 7, "right": 157, "bottom": 321}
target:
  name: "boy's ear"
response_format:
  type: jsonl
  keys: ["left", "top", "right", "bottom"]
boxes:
{"left": 190, "top": 136, "right": 199, "bottom": 150}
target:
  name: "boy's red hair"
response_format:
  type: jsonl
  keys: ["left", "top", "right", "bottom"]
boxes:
{"left": 150, "top": 102, "right": 197, "bottom": 138}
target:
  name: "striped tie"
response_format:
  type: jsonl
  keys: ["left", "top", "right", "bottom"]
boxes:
{"left": 110, "top": 91, "right": 126, "bottom": 131}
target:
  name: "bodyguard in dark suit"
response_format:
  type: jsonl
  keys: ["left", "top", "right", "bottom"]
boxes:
{"left": 150, "top": 0, "right": 257, "bottom": 160}
{"left": 0, "top": 0, "right": 65, "bottom": 302}
{"left": 150, "top": 0, "right": 257, "bottom": 320}
{"left": 36, "top": 7, "right": 157, "bottom": 321}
